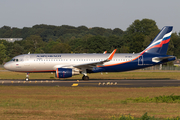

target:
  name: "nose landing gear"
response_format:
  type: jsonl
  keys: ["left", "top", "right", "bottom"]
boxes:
{"left": 25, "top": 73, "right": 29, "bottom": 81}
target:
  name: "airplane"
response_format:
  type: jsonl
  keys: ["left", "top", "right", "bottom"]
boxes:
{"left": 4, "top": 26, "right": 176, "bottom": 81}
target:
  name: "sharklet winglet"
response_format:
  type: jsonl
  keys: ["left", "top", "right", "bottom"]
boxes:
{"left": 103, "top": 51, "right": 107, "bottom": 54}
{"left": 107, "top": 49, "right": 116, "bottom": 60}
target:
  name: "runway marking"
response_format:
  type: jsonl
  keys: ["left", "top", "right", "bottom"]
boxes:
{"left": 72, "top": 83, "right": 78, "bottom": 86}
{"left": 98, "top": 82, "right": 118, "bottom": 85}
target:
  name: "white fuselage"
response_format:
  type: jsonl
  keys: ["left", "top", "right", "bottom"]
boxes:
{"left": 4, "top": 53, "right": 139, "bottom": 72}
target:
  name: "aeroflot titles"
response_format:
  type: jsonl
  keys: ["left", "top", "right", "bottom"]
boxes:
{"left": 36, "top": 55, "right": 61, "bottom": 57}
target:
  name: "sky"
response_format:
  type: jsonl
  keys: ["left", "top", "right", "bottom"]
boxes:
{"left": 0, "top": 0, "right": 180, "bottom": 32}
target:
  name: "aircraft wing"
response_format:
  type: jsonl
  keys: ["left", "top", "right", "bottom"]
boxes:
{"left": 73, "top": 49, "right": 116, "bottom": 70}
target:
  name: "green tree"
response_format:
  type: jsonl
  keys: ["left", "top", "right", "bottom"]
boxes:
{"left": 171, "top": 33, "right": 180, "bottom": 58}
{"left": 50, "top": 43, "right": 71, "bottom": 53}
{"left": 25, "top": 35, "right": 43, "bottom": 49}
{"left": 11, "top": 43, "right": 24, "bottom": 56}
{"left": 143, "top": 29, "right": 160, "bottom": 49}
{"left": 86, "top": 36, "right": 108, "bottom": 53}
{"left": 126, "top": 19, "right": 158, "bottom": 35}
{"left": 0, "top": 43, "right": 6, "bottom": 64}
{"left": 69, "top": 38, "right": 86, "bottom": 53}
{"left": 112, "top": 28, "right": 124, "bottom": 36}
{"left": 119, "top": 46, "right": 129, "bottom": 53}
{"left": 125, "top": 19, "right": 159, "bottom": 53}
{"left": 129, "top": 33, "right": 145, "bottom": 53}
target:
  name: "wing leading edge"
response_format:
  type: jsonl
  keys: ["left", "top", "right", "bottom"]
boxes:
{"left": 73, "top": 49, "right": 117, "bottom": 70}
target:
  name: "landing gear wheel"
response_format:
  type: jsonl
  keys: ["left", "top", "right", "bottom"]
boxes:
{"left": 82, "top": 75, "right": 89, "bottom": 81}
{"left": 25, "top": 77, "right": 29, "bottom": 81}
{"left": 25, "top": 72, "right": 29, "bottom": 81}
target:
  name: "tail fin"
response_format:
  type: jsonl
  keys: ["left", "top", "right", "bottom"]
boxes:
{"left": 142, "top": 26, "right": 173, "bottom": 55}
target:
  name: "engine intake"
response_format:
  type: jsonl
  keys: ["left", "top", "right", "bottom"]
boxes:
{"left": 56, "top": 68, "right": 79, "bottom": 78}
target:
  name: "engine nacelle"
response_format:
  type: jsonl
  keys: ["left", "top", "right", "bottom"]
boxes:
{"left": 55, "top": 68, "right": 80, "bottom": 78}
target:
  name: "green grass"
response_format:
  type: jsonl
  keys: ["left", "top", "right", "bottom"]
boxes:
{"left": 122, "top": 94, "right": 180, "bottom": 104}
{"left": 112, "top": 113, "right": 180, "bottom": 120}
{"left": 0, "top": 86, "right": 180, "bottom": 119}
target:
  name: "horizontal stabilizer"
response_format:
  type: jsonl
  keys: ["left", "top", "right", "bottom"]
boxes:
{"left": 152, "top": 56, "right": 176, "bottom": 63}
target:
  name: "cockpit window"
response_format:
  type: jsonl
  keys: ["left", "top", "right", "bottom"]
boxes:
{"left": 11, "top": 59, "right": 19, "bottom": 62}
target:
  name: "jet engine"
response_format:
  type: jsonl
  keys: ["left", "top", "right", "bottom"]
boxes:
{"left": 55, "top": 68, "right": 80, "bottom": 78}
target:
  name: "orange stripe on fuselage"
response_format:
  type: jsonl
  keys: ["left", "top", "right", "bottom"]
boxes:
{"left": 56, "top": 68, "right": 59, "bottom": 78}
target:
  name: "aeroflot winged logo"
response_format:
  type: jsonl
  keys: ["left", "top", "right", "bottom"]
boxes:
{"left": 37, "top": 55, "right": 61, "bottom": 57}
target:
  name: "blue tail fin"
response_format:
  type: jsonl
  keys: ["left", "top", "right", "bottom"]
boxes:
{"left": 141, "top": 26, "right": 173, "bottom": 55}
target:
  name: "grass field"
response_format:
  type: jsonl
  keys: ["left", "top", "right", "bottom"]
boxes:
{"left": 0, "top": 86, "right": 180, "bottom": 119}
{"left": 1, "top": 70, "right": 180, "bottom": 119}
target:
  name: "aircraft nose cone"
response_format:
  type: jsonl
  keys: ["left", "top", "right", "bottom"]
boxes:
{"left": 4, "top": 63, "right": 9, "bottom": 70}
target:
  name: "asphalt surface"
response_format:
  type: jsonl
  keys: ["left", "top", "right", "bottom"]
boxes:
{"left": 0, "top": 79, "right": 180, "bottom": 87}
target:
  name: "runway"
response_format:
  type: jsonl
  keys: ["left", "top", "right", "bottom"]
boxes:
{"left": 0, "top": 79, "right": 180, "bottom": 87}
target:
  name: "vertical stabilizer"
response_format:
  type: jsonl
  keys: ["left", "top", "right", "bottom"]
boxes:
{"left": 142, "top": 26, "right": 173, "bottom": 55}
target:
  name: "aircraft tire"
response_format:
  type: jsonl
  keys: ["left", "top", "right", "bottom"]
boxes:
{"left": 83, "top": 76, "right": 89, "bottom": 81}
{"left": 25, "top": 77, "right": 29, "bottom": 81}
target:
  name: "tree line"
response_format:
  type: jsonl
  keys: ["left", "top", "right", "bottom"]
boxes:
{"left": 0, "top": 18, "right": 180, "bottom": 64}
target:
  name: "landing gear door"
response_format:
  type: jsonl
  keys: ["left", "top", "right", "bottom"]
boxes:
{"left": 138, "top": 55, "right": 143, "bottom": 65}
{"left": 24, "top": 55, "right": 30, "bottom": 66}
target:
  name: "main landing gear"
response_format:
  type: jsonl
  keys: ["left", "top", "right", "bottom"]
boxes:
{"left": 82, "top": 75, "right": 89, "bottom": 80}
{"left": 82, "top": 69, "right": 89, "bottom": 80}
{"left": 25, "top": 73, "right": 29, "bottom": 81}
